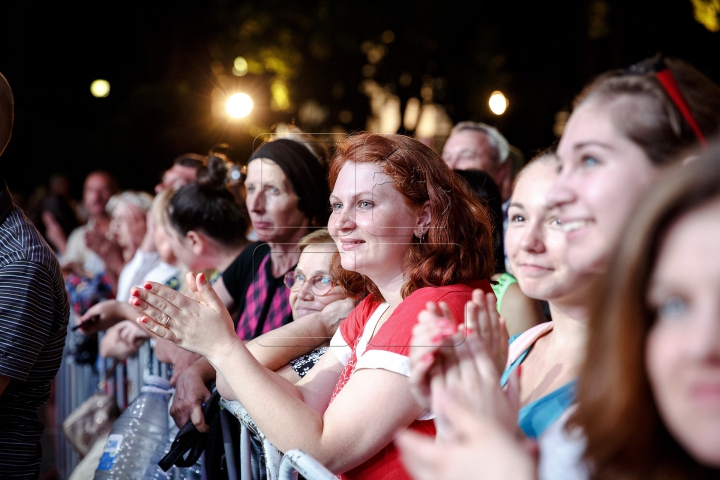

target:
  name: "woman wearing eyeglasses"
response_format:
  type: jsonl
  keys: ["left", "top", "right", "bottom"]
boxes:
{"left": 215, "top": 229, "right": 357, "bottom": 400}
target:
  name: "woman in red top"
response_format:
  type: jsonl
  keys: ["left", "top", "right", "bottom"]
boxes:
{"left": 130, "top": 133, "right": 495, "bottom": 479}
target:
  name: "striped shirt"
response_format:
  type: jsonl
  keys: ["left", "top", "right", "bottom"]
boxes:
{"left": 0, "top": 179, "right": 69, "bottom": 479}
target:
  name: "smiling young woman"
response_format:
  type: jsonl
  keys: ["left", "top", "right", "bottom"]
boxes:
{"left": 548, "top": 56, "right": 720, "bottom": 275}
{"left": 574, "top": 143, "right": 720, "bottom": 479}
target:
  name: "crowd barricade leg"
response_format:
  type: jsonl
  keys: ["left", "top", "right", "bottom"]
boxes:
{"left": 220, "top": 397, "right": 286, "bottom": 480}
{"left": 219, "top": 408, "right": 240, "bottom": 480}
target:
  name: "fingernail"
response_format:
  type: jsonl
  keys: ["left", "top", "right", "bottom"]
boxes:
{"left": 439, "top": 326, "right": 456, "bottom": 336}
{"left": 421, "top": 352, "right": 435, "bottom": 364}
{"left": 131, "top": 289, "right": 140, "bottom": 297}
{"left": 132, "top": 298, "right": 141, "bottom": 307}
{"left": 436, "top": 318, "right": 452, "bottom": 329}
{"left": 431, "top": 333, "right": 448, "bottom": 343}
{"left": 139, "top": 317, "right": 148, "bottom": 324}
{"left": 143, "top": 282, "right": 152, "bottom": 290}
{"left": 198, "top": 273, "right": 205, "bottom": 284}
{"left": 517, "top": 365, "right": 522, "bottom": 377}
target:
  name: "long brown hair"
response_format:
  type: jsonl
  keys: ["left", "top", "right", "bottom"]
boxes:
{"left": 573, "top": 143, "right": 720, "bottom": 479}
{"left": 328, "top": 133, "right": 494, "bottom": 301}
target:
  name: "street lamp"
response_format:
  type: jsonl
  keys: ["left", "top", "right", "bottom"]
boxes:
{"left": 226, "top": 92, "right": 253, "bottom": 118}
{"left": 489, "top": 91, "right": 508, "bottom": 115}
{"left": 90, "top": 79, "right": 110, "bottom": 98}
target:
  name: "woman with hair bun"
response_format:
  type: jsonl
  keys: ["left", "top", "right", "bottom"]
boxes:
{"left": 165, "top": 138, "right": 331, "bottom": 432}
{"left": 130, "top": 132, "right": 495, "bottom": 479}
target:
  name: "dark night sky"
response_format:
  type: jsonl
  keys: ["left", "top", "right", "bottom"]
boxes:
{"left": 1, "top": 0, "right": 718, "bottom": 200}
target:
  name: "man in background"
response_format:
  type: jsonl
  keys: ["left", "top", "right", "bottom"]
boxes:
{"left": 442, "top": 121, "right": 511, "bottom": 201}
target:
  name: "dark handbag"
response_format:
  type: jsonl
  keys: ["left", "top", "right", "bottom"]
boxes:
{"left": 62, "top": 362, "right": 120, "bottom": 458}
{"left": 159, "top": 387, "right": 221, "bottom": 470}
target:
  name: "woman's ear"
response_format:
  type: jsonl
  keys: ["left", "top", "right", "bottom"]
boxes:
{"left": 186, "top": 230, "right": 205, "bottom": 256}
{"left": 415, "top": 200, "right": 432, "bottom": 236}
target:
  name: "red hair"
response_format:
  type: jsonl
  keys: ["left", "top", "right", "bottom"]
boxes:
{"left": 328, "top": 133, "right": 494, "bottom": 301}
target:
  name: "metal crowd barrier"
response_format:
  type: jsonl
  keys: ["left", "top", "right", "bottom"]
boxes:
{"left": 54, "top": 312, "right": 171, "bottom": 479}
{"left": 220, "top": 398, "right": 284, "bottom": 480}
{"left": 278, "top": 450, "right": 336, "bottom": 480}
{"left": 219, "top": 398, "right": 337, "bottom": 480}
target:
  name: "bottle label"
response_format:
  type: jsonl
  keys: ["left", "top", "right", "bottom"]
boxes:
{"left": 97, "top": 434, "right": 124, "bottom": 471}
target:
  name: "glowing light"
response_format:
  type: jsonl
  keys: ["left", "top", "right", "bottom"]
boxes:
{"left": 233, "top": 56, "right": 248, "bottom": 76}
{"left": 270, "top": 80, "right": 290, "bottom": 111}
{"left": 226, "top": 92, "right": 253, "bottom": 118}
{"left": 90, "top": 79, "right": 110, "bottom": 98}
{"left": 489, "top": 91, "right": 508, "bottom": 115}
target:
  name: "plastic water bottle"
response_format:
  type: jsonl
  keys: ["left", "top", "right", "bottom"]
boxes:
{"left": 94, "top": 376, "right": 173, "bottom": 479}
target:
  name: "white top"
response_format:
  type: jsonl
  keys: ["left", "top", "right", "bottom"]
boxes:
{"left": 60, "top": 222, "right": 106, "bottom": 276}
{"left": 115, "top": 250, "right": 160, "bottom": 302}
{"left": 537, "top": 407, "right": 590, "bottom": 480}
{"left": 143, "top": 261, "right": 180, "bottom": 287}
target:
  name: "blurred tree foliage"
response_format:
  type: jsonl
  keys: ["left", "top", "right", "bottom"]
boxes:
{"left": 0, "top": 0, "right": 718, "bottom": 196}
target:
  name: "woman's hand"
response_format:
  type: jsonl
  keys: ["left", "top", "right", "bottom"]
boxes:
{"left": 100, "top": 322, "right": 143, "bottom": 360}
{"left": 77, "top": 299, "right": 124, "bottom": 334}
{"left": 431, "top": 329, "right": 520, "bottom": 440}
{"left": 408, "top": 301, "right": 458, "bottom": 409}
{"left": 464, "top": 289, "right": 509, "bottom": 377}
{"left": 396, "top": 389, "right": 536, "bottom": 480}
{"left": 130, "top": 272, "right": 238, "bottom": 361}
{"left": 319, "top": 298, "right": 356, "bottom": 338}
{"left": 116, "top": 320, "right": 150, "bottom": 349}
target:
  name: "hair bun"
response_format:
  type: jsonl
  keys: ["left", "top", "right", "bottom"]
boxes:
{"left": 196, "top": 155, "right": 229, "bottom": 190}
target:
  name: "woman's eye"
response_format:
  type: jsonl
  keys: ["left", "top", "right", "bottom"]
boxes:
{"left": 510, "top": 214, "right": 525, "bottom": 222}
{"left": 582, "top": 155, "right": 599, "bottom": 167}
{"left": 318, "top": 276, "right": 332, "bottom": 285}
{"left": 358, "top": 200, "right": 373, "bottom": 208}
{"left": 331, "top": 203, "right": 343, "bottom": 212}
{"left": 549, "top": 217, "right": 562, "bottom": 227}
{"left": 245, "top": 185, "right": 255, "bottom": 193}
{"left": 295, "top": 274, "right": 306, "bottom": 283}
{"left": 656, "top": 296, "right": 688, "bottom": 320}
{"left": 268, "top": 186, "right": 280, "bottom": 194}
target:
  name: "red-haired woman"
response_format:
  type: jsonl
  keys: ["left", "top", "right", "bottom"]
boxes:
{"left": 129, "top": 133, "right": 495, "bottom": 479}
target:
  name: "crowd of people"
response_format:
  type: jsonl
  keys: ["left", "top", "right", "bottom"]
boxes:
{"left": 1, "top": 53, "right": 720, "bottom": 480}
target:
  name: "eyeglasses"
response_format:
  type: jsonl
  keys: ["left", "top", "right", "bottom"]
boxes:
{"left": 283, "top": 271, "right": 337, "bottom": 296}
{"left": 623, "top": 55, "right": 707, "bottom": 148}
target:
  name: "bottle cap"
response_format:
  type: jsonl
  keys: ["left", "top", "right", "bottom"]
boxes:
{"left": 142, "top": 375, "right": 172, "bottom": 393}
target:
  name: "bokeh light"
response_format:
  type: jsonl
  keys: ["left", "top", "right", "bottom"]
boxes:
{"left": 233, "top": 56, "right": 248, "bottom": 76}
{"left": 226, "top": 92, "right": 254, "bottom": 118}
{"left": 489, "top": 91, "right": 508, "bottom": 115}
{"left": 90, "top": 79, "right": 110, "bottom": 98}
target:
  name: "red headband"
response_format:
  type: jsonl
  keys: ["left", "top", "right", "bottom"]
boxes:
{"left": 655, "top": 68, "right": 707, "bottom": 148}
{"left": 624, "top": 57, "right": 707, "bottom": 149}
